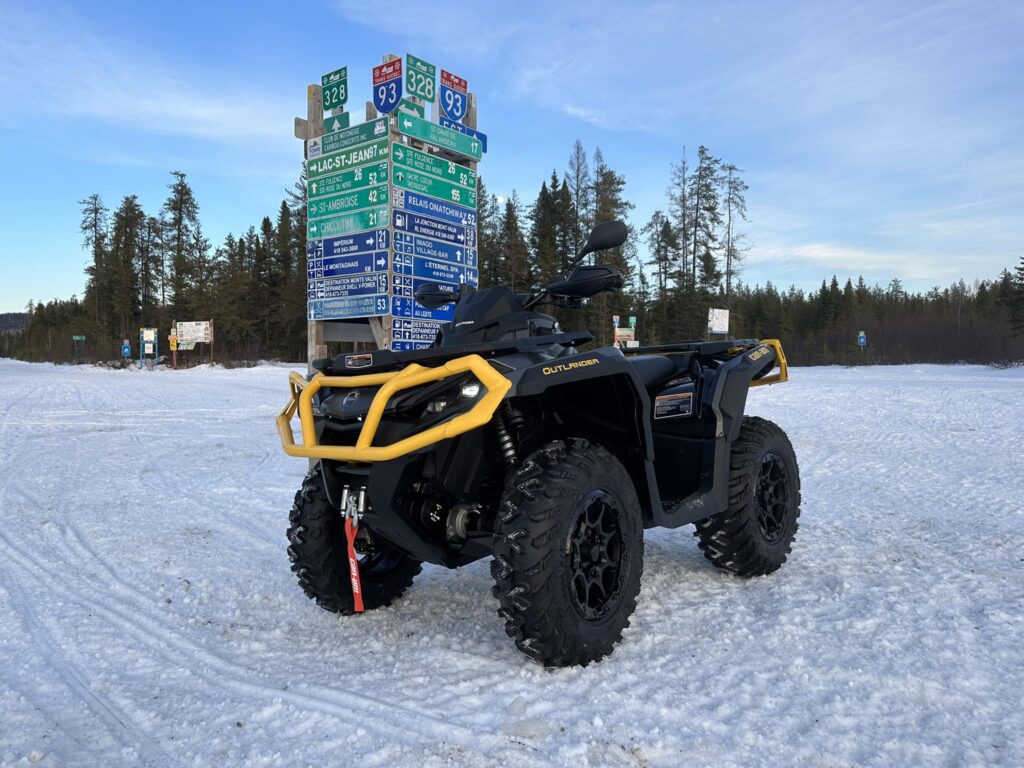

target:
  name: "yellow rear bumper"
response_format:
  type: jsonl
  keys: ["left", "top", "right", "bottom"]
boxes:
{"left": 276, "top": 354, "right": 511, "bottom": 463}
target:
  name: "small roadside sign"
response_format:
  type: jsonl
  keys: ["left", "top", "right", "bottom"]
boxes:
{"left": 858, "top": 331, "right": 867, "bottom": 347}
{"left": 308, "top": 118, "right": 389, "bottom": 159}
{"left": 612, "top": 315, "right": 620, "bottom": 328}
{"left": 372, "top": 60, "right": 403, "bottom": 114}
{"left": 439, "top": 69, "right": 468, "bottom": 121}
{"left": 628, "top": 316, "right": 637, "bottom": 328}
{"left": 707, "top": 308, "right": 730, "bottom": 334}
{"left": 405, "top": 54, "right": 436, "bottom": 102}
{"left": 392, "top": 144, "right": 476, "bottom": 189}
{"left": 321, "top": 67, "right": 348, "bottom": 111}
{"left": 392, "top": 165, "right": 476, "bottom": 207}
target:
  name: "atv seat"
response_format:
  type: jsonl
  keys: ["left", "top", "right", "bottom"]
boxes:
{"left": 626, "top": 355, "right": 676, "bottom": 388}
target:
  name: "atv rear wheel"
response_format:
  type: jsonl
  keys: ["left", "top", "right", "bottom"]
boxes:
{"left": 287, "top": 466, "right": 421, "bottom": 614}
{"left": 694, "top": 416, "right": 801, "bottom": 576}
{"left": 491, "top": 439, "right": 644, "bottom": 667}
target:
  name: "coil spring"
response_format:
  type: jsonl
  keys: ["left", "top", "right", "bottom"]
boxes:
{"left": 493, "top": 407, "right": 518, "bottom": 467}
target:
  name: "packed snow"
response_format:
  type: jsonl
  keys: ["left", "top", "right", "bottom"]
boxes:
{"left": 0, "top": 358, "right": 1021, "bottom": 767}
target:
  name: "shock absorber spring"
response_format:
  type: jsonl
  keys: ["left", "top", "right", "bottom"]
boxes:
{"left": 493, "top": 407, "right": 518, "bottom": 467}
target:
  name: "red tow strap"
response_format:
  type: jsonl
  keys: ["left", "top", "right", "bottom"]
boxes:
{"left": 344, "top": 515, "right": 364, "bottom": 613}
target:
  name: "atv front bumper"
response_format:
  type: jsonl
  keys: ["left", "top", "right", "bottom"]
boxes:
{"left": 276, "top": 354, "right": 511, "bottom": 463}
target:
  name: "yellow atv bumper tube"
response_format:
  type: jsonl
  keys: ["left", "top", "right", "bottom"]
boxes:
{"left": 276, "top": 354, "right": 512, "bottom": 463}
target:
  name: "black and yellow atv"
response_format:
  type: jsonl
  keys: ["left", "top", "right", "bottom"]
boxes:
{"left": 277, "top": 221, "right": 800, "bottom": 667}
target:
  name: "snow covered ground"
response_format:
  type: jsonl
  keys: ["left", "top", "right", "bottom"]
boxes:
{"left": 0, "top": 358, "right": 1021, "bottom": 767}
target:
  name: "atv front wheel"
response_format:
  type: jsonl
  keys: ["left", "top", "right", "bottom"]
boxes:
{"left": 694, "top": 416, "right": 801, "bottom": 576}
{"left": 287, "top": 466, "right": 421, "bottom": 614}
{"left": 491, "top": 439, "right": 644, "bottom": 667}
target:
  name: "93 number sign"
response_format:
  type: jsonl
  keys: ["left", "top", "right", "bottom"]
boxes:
{"left": 372, "top": 60, "right": 403, "bottom": 114}
{"left": 439, "top": 70, "right": 467, "bottom": 121}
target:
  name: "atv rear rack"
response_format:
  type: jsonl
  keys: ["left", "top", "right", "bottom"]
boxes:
{"left": 623, "top": 338, "right": 789, "bottom": 387}
{"left": 276, "top": 353, "right": 511, "bottom": 463}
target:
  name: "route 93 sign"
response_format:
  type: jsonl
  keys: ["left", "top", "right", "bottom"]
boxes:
{"left": 439, "top": 70, "right": 468, "bottom": 121}
{"left": 372, "top": 60, "right": 402, "bottom": 114}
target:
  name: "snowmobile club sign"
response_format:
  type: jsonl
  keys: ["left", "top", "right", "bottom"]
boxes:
{"left": 307, "top": 55, "right": 482, "bottom": 351}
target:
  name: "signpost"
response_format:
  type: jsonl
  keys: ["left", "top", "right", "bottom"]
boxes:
{"left": 298, "top": 54, "right": 484, "bottom": 355}
{"left": 439, "top": 69, "right": 467, "bottom": 121}
{"left": 858, "top": 330, "right": 867, "bottom": 359}
{"left": 176, "top": 320, "right": 214, "bottom": 365}
{"left": 405, "top": 54, "right": 436, "bottom": 102}
{"left": 139, "top": 327, "right": 158, "bottom": 369}
{"left": 71, "top": 334, "right": 86, "bottom": 357}
{"left": 439, "top": 117, "right": 488, "bottom": 153}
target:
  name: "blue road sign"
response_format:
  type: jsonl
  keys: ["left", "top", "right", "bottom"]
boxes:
{"left": 308, "top": 272, "right": 389, "bottom": 300}
{"left": 310, "top": 294, "right": 390, "bottom": 320}
{"left": 393, "top": 252, "right": 466, "bottom": 283}
{"left": 392, "top": 189, "right": 477, "bottom": 228}
{"left": 320, "top": 251, "right": 389, "bottom": 278}
{"left": 392, "top": 209, "right": 476, "bottom": 248}
{"left": 858, "top": 332, "right": 867, "bottom": 347}
{"left": 323, "top": 228, "right": 389, "bottom": 258}
{"left": 439, "top": 117, "right": 487, "bottom": 153}
{"left": 394, "top": 231, "right": 476, "bottom": 267}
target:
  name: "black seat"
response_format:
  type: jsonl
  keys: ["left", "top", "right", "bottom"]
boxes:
{"left": 626, "top": 355, "right": 676, "bottom": 388}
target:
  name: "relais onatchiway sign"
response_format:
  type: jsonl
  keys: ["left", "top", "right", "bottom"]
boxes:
{"left": 305, "top": 56, "right": 483, "bottom": 351}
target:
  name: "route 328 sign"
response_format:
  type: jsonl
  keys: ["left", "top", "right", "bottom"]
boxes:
{"left": 439, "top": 70, "right": 468, "bottom": 121}
{"left": 372, "top": 60, "right": 403, "bottom": 114}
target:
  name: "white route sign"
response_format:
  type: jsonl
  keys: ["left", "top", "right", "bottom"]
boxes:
{"left": 177, "top": 321, "right": 213, "bottom": 344}
{"left": 707, "top": 308, "right": 730, "bottom": 335}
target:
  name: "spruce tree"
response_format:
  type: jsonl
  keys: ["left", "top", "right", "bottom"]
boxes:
{"left": 78, "top": 194, "right": 108, "bottom": 326}
{"left": 162, "top": 171, "right": 201, "bottom": 317}
{"left": 108, "top": 196, "right": 145, "bottom": 339}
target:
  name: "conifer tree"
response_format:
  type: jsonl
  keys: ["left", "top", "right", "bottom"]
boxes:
{"left": 566, "top": 140, "right": 592, "bottom": 261}
{"left": 162, "top": 171, "right": 201, "bottom": 316}
{"left": 108, "top": 196, "right": 145, "bottom": 338}
{"left": 78, "top": 194, "right": 108, "bottom": 325}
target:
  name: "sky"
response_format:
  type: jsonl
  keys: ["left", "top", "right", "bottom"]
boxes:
{"left": 0, "top": 0, "right": 1021, "bottom": 312}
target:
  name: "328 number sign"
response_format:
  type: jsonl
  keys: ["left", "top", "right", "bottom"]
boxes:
{"left": 405, "top": 54, "right": 436, "bottom": 102}
{"left": 321, "top": 67, "right": 348, "bottom": 112}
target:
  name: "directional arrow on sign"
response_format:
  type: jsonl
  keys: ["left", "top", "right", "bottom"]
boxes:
{"left": 396, "top": 170, "right": 404, "bottom": 182}
{"left": 311, "top": 223, "right": 319, "bottom": 235}
{"left": 311, "top": 181, "right": 318, "bottom": 195}
{"left": 402, "top": 117, "right": 413, "bottom": 130}
{"left": 375, "top": 254, "right": 387, "bottom": 268}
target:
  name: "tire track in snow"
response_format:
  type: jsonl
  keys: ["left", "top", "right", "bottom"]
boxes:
{"left": 0, "top": 528, "right": 490, "bottom": 750}
{"left": 0, "top": 557, "right": 178, "bottom": 767}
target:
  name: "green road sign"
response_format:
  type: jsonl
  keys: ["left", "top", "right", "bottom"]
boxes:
{"left": 393, "top": 166, "right": 477, "bottom": 208}
{"left": 307, "top": 160, "right": 388, "bottom": 200}
{"left": 309, "top": 183, "right": 387, "bottom": 220}
{"left": 324, "top": 113, "right": 351, "bottom": 133}
{"left": 310, "top": 118, "right": 389, "bottom": 158}
{"left": 391, "top": 144, "right": 476, "bottom": 190}
{"left": 398, "top": 98, "right": 424, "bottom": 118}
{"left": 72, "top": 335, "right": 86, "bottom": 341}
{"left": 322, "top": 67, "right": 348, "bottom": 111}
{"left": 396, "top": 113, "right": 482, "bottom": 160}
{"left": 308, "top": 205, "right": 389, "bottom": 240}
{"left": 405, "top": 54, "right": 436, "bottom": 102}
{"left": 307, "top": 138, "right": 390, "bottom": 180}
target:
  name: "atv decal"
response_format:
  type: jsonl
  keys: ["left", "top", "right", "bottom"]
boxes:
{"left": 654, "top": 392, "right": 694, "bottom": 419}
{"left": 541, "top": 358, "right": 600, "bottom": 375}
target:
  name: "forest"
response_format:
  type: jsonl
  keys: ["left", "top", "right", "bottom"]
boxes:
{"left": 5, "top": 142, "right": 1024, "bottom": 365}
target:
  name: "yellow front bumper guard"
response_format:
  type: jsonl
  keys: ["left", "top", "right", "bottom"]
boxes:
{"left": 276, "top": 354, "right": 512, "bottom": 463}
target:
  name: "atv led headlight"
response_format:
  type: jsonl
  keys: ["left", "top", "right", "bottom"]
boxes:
{"left": 460, "top": 383, "right": 481, "bottom": 399}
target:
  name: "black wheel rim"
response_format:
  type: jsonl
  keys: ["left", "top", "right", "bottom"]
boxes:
{"left": 566, "top": 491, "right": 625, "bottom": 620}
{"left": 755, "top": 451, "right": 790, "bottom": 543}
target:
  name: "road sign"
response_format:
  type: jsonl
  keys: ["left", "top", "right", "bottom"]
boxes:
{"left": 707, "top": 308, "right": 730, "bottom": 334}
{"left": 392, "top": 189, "right": 477, "bottom": 228}
{"left": 308, "top": 160, "right": 388, "bottom": 199}
{"left": 308, "top": 118, "right": 389, "bottom": 159}
{"left": 310, "top": 294, "right": 390, "bottom": 320}
{"left": 322, "top": 228, "right": 390, "bottom": 257}
{"left": 392, "top": 209, "right": 476, "bottom": 247}
{"left": 324, "top": 113, "right": 351, "bottom": 133}
{"left": 858, "top": 331, "right": 867, "bottom": 347}
{"left": 405, "top": 54, "right": 436, "bottom": 102}
{"left": 372, "top": 60, "right": 402, "bottom": 114}
{"left": 308, "top": 184, "right": 387, "bottom": 220}
{"left": 398, "top": 98, "right": 424, "bottom": 118}
{"left": 393, "top": 251, "right": 468, "bottom": 283}
{"left": 308, "top": 205, "right": 389, "bottom": 239}
{"left": 628, "top": 316, "right": 637, "bottom": 328}
{"left": 612, "top": 315, "right": 620, "bottom": 328}
{"left": 308, "top": 272, "right": 389, "bottom": 300}
{"left": 397, "top": 113, "right": 482, "bottom": 160}
{"left": 72, "top": 334, "right": 86, "bottom": 341}
{"left": 320, "top": 251, "right": 389, "bottom": 279}
{"left": 321, "top": 67, "right": 348, "bottom": 111}
{"left": 391, "top": 144, "right": 476, "bottom": 189}
{"left": 392, "top": 165, "right": 477, "bottom": 208}
{"left": 394, "top": 231, "right": 475, "bottom": 265}
{"left": 439, "top": 117, "right": 488, "bottom": 154}
{"left": 439, "top": 69, "right": 467, "bottom": 121}
{"left": 307, "top": 138, "right": 390, "bottom": 179}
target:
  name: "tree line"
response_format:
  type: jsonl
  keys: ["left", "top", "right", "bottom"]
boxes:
{"left": 5, "top": 143, "right": 1024, "bottom": 365}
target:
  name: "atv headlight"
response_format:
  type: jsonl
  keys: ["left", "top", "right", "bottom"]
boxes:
{"left": 424, "top": 377, "right": 483, "bottom": 414}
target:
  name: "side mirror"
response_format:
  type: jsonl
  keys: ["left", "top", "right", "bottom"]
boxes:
{"left": 414, "top": 282, "right": 458, "bottom": 310}
{"left": 546, "top": 265, "right": 623, "bottom": 300}
{"left": 580, "top": 220, "right": 628, "bottom": 259}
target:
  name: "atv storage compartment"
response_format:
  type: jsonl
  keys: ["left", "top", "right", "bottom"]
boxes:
{"left": 650, "top": 374, "right": 708, "bottom": 505}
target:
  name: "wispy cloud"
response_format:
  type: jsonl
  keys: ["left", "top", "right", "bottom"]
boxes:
{"left": 0, "top": 3, "right": 296, "bottom": 146}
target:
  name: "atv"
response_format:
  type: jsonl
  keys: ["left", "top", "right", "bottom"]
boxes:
{"left": 277, "top": 220, "right": 801, "bottom": 667}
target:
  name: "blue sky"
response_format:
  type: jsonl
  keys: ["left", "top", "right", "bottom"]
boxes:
{"left": 1, "top": 0, "right": 1021, "bottom": 312}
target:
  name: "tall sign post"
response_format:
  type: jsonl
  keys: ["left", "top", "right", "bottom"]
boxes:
{"left": 296, "top": 55, "right": 483, "bottom": 364}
